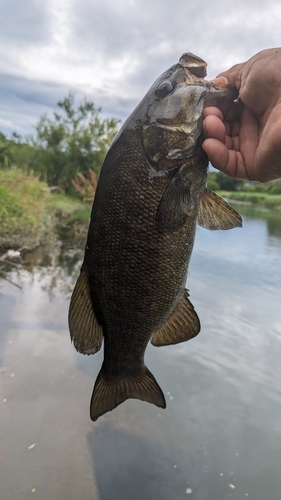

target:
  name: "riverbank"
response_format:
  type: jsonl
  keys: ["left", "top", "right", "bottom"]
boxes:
{"left": 0, "top": 169, "right": 91, "bottom": 250}
{"left": 1, "top": 169, "right": 281, "bottom": 251}
{"left": 217, "top": 191, "right": 281, "bottom": 210}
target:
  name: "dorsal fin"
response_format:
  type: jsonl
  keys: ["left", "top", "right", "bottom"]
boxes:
{"left": 68, "top": 267, "right": 103, "bottom": 355}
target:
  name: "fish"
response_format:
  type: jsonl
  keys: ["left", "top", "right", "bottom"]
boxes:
{"left": 68, "top": 52, "right": 242, "bottom": 422}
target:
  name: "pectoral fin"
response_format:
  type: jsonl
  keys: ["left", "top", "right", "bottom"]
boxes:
{"left": 198, "top": 188, "right": 242, "bottom": 230}
{"left": 151, "top": 290, "right": 200, "bottom": 347}
{"left": 156, "top": 174, "right": 192, "bottom": 233}
{"left": 68, "top": 267, "right": 103, "bottom": 355}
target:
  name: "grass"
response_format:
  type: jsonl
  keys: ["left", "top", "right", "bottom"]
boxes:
{"left": 1, "top": 168, "right": 281, "bottom": 250}
{"left": 0, "top": 169, "right": 54, "bottom": 249}
{"left": 0, "top": 168, "right": 91, "bottom": 249}
{"left": 46, "top": 193, "right": 91, "bottom": 221}
{"left": 217, "top": 191, "right": 281, "bottom": 210}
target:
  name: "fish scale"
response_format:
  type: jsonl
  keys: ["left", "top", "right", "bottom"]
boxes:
{"left": 68, "top": 53, "right": 242, "bottom": 421}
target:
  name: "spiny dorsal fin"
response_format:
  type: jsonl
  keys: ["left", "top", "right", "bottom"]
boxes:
{"left": 90, "top": 366, "right": 166, "bottom": 421}
{"left": 68, "top": 267, "right": 103, "bottom": 355}
{"left": 151, "top": 290, "right": 200, "bottom": 347}
{"left": 198, "top": 187, "right": 242, "bottom": 230}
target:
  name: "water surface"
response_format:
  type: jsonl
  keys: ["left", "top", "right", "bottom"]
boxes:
{"left": 0, "top": 205, "right": 281, "bottom": 500}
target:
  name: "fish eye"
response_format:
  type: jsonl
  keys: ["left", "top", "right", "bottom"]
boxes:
{"left": 155, "top": 80, "right": 175, "bottom": 99}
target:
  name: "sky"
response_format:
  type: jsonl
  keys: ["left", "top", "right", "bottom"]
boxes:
{"left": 0, "top": 0, "right": 280, "bottom": 138}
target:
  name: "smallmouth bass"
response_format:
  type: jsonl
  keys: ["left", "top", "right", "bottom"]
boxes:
{"left": 69, "top": 52, "right": 242, "bottom": 421}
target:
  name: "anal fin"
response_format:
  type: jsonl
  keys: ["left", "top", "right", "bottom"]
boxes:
{"left": 90, "top": 366, "right": 166, "bottom": 421}
{"left": 151, "top": 290, "right": 200, "bottom": 347}
{"left": 68, "top": 267, "right": 103, "bottom": 355}
{"left": 198, "top": 187, "right": 242, "bottom": 230}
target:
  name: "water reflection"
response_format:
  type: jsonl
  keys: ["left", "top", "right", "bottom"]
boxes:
{"left": 229, "top": 202, "right": 281, "bottom": 244}
{"left": 87, "top": 422, "right": 189, "bottom": 500}
{"left": 1, "top": 206, "right": 281, "bottom": 500}
{"left": 1, "top": 221, "right": 88, "bottom": 299}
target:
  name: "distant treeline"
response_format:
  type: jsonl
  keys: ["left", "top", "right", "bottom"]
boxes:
{"left": 0, "top": 93, "right": 120, "bottom": 194}
{"left": 1, "top": 96, "right": 281, "bottom": 198}
{"left": 208, "top": 171, "right": 281, "bottom": 196}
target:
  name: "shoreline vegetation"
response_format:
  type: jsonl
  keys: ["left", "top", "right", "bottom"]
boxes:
{"left": 0, "top": 94, "right": 117, "bottom": 251}
{"left": 216, "top": 191, "right": 281, "bottom": 210}
{"left": 1, "top": 94, "right": 281, "bottom": 251}
{"left": 0, "top": 168, "right": 92, "bottom": 250}
{"left": 1, "top": 167, "right": 281, "bottom": 252}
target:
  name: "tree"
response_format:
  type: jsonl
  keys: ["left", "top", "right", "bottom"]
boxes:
{"left": 30, "top": 93, "right": 120, "bottom": 192}
{"left": 0, "top": 132, "right": 14, "bottom": 169}
{"left": 208, "top": 171, "right": 244, "bottom": 191}
{"left": 207, "top": 172, "right": 220, "bottom": 191}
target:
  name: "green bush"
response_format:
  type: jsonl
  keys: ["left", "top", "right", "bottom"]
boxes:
{"left": 207, "top": 176, "right": 220, "bottom": 191}
{"left": 0, "top": 169, "right": 53, "bottom": 248}
{"left": 29, "top": 93, "right": 120, "bottom": 193}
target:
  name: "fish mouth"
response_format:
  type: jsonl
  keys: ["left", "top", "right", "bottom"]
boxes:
{"left": 179, "top": 52, "right": 207, "bottom": 79}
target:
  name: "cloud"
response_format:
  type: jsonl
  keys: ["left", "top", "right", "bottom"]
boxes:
{"left": 0, "top": 0, "right": 51, "bottom": 45}
{"left": 0, "top": 0, "right": 280, "bottom": 136}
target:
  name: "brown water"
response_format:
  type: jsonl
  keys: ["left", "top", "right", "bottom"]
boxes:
{"left": 1, "top": 205, "right": 281, "bottom": 500}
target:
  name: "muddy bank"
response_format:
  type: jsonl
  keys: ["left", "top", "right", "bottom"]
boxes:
{"left": 0, "top": 219, "right": 89, "bottom": 291}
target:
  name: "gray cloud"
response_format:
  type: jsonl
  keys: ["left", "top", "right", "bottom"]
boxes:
{"left": 0, "top": 0, "right": 280, "bottom": 137}
{"left": 0, "top": 0, "right": 51, "bottom": 45}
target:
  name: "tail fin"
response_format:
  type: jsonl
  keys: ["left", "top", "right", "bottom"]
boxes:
{"left": 90, "top": 366, "right": 166, "bottom": 421}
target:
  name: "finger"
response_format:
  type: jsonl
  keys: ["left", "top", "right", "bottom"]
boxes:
{"left": 202, "top": 138, "right": 250, "bottom": 180}
{"left": 203, "top": 103, "right": 238, "bottom": 122}
{"left": 255, "top": 107, "right": 281, "bottom": 181}
{"left": 202, "top": 107, "right": 224, "bottom": 120}
{"left": 202, "top": 114, "right": 225, "bottom": 142}
{"left": 217, "top": 62, "right": 246, "bottom": 90}
{"left": 239, "top": 108, "right": 259, "bottom": 179}
{"left": 223, "top": 100, "right": 241, "bottom": 122}
{"left": 239, "top": 49, "right": 281, "bottom": 114}
{"left": 231, "top": 136, "right": 241, "bottom": 151}
{"left": 230, "top": 120, "right": 241, "bottom": 137}
{"left": 225, "top": 134, "right": 233, "bottom": 149}
{"left": 202, "top": 138, "right": 230, "bottom": 170}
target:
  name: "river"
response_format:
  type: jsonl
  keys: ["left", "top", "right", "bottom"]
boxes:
{"left": 0, "top": 204, "right": 281, "bottom": 500}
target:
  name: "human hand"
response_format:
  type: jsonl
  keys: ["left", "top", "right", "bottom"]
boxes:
{"left": 202, "top": 48, "right": 281, "bottom": 182}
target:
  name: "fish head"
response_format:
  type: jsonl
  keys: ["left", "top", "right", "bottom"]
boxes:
{"left": 133, "top": 53, "right": 237, "bottom": 168}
